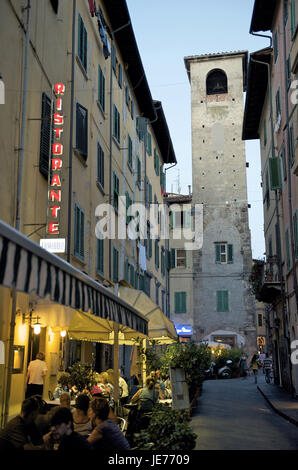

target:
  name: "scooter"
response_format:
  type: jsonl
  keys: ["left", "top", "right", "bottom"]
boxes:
{"left": 217, "top": 359, "right": 233, "bottom": 379}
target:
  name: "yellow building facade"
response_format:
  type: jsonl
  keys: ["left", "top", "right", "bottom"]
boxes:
{"left": 0, "top": 0, "right": 176, "bottom": 424}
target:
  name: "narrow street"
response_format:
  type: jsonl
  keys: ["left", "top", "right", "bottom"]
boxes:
{"left": 191, "top": 375, "right": 298, "bottom": 450}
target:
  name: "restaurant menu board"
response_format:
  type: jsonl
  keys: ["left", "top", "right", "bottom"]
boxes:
{"left": 169, "top": 367, "right": 189, "bottom": 410}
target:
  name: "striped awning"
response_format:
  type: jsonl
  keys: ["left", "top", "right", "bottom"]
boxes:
{"left": 0, "top": 219, "right": 148, "bottom": 336}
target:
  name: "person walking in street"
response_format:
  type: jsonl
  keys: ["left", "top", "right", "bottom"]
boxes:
{"left": 263, "top": 353, "right": 273, "bottom": 383}
{"left": 118, "top": 370, "right": 129, "bottom": 406}
{"left": 250, "top": 354, "right": 259, "bottom": 384}
{"left": 239, "top": 354, "right": 248, "bottom": 379}
{"left": 25, "top": 352, "right": 48, "bottom": 398}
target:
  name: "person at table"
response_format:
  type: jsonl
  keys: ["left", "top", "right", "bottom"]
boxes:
{"left": 44, "top": 406, "right": 93, "bottom": 451}
{"left": 25, "top": 352, "right": 48, "bottom": 399}
{"left": 87, "top": 397, "right": 130, "bottom": 451}
{"left": 130, "top": 376, "right": 159, "bottom": 412}
{"left": 0, "top": 397, "right": 45, "bottom": 449}
{"left": 72, "top": 394, "right": 93, "bottom": 437}
{"left": 59, "top": 392, "right": 71, "bottom": 409}
{"left": 118, "top": 370, "right": 129, "bottom": 405}
{"left": 149, "top": 371, "right": 165, "bottom": 400}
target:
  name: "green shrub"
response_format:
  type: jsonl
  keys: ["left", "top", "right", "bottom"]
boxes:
{"left": 212, "top": 347, "right": 242, "bottom": 373}
{"left": 66, "top": 362, "right": 97, "bottom": 392}
{"left": 134, "top": 403, "right": 197, "bottom": 450}
{"left": 160, "top": 341, "right": 211, "bottom": 401}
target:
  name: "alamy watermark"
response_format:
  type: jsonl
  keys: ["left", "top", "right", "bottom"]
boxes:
{"left": 291, "top": 340, "right": 298, "bottom": 365}
{"left": 95, "top": 201, "right": 203, "bottom": 250}
{"left": 290, "top": 80, "right": 298, "bottom": 105}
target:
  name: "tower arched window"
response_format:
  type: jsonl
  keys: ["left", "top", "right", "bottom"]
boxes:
{"left": 206, "top": 69, "right": 228, "bottom": 95}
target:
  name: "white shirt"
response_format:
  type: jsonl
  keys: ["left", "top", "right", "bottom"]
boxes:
{"left": 119, "top": 376, "right": 129, "bottom": 398}
{"left": 27, "top": 359, "right": 48, "bottom": 385}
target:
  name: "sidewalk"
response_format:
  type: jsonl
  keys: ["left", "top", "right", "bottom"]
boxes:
{"left": 257, "top": 379, "right": 298, "bottom": 427}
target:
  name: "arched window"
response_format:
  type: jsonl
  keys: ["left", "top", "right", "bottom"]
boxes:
{"left": 206, "top": 69, "right": 228, "bottom": 95}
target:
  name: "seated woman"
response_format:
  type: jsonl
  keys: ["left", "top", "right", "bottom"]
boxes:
{"left": 130, "top": 376, "right": 159, "bottom": 412}
{"left": 72, "top": 394, "right": 93, "bottom": 437}
{"left": 87, "top": 397, "right": 130, "bottom": 451}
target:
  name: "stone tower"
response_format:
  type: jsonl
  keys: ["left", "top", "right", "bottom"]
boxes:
{"left": 184, "top": 51, "right": 256, "bottom": 357}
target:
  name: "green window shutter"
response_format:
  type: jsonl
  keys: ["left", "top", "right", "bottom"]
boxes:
{"left": 215, "top": 244, "right": 221, "bottom": 263}
{"left": 80, "top": 210, "right": 84, "bottom": 259}
{"left": 289, "top": 125, "right": 295, "bottom": 166}
{"left": 181, "top": 292, "right": 186, "bottom": 313}
{"left": 111, "top": 44, "right": 116, "bottom": 73}
{"left": 118, "top": 63, "right": 122, "bottom": 88}
{"left": 170, "top": 212, "right": 175, "bottom": 229}
{"left": 269, "top": 157, "right": 282, "bottom": 190}
{"left": 155, "top": 241, "right": 159, "bottom": 269}
{"left": 74, "top": 204, "right": 84, "bottom": 260}
{"left": 217, "top": 291, "right": 229, "bottom": 312}
{"left": 291, "top": 0, "right": 296, "bottom": 36}
{"left": 175, "top": 292, "right": 186, "bottom": 313}
{"left": 273, "top": 29, "right": 278, "bottom": 62}
{"left": 147, "top": 133, "right": 152, "bottom": 155}
{"left": 97, "top": 143, "right": 104, "bottom": 187}
{"left": 78, "top": 14, "right": 87, "bottom": 70}
{"left": 286, "top": 228, "right": 291, "bottom": 270}
{"left": 227, "top": 244, "right": 234, "bottom": 264}
{"left": 135, "top": 270, "right": 139, "bottom": 290}
{"left": 125, "top": 259, "right": 129, "bottom": 282}
{"left": 171, "top": 248, "right": 176, "bottom": 268}
{"left": 98, "top": 65, "right": 105, "bottom": 110}
{"left": 128, "top": 135, "right": 132, "bottom": 168}
{"left": 280, "top": 145, "right": 287, "bottom": 181}
{"left": 174, "top": 292, "right": 180, "bottom": 313}
{"left": 130, "top": 265, "right": 134, "bottom": 286}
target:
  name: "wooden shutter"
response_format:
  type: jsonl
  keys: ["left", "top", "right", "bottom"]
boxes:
{"left": 39, "top": 93, "right": 52, "bottom": 178}
{"left": 98, "top": 65, "right": 105, "bottom": 110}
{"left": 215, "top": 244, "right": 221, "bottom": 263}
{"left": 97, "top": 239, "right": 104, "bottom": 273}
{"left": 227, "top": 244, "right": 234, "bottom": 264}
{"left": 181, "top": 292, "right": 186, "bottom": 313}
{"left": 269, "top": 157, "right": 281, "bottom": 190}
{"left": 171, "top": 248, "right": 176, "bottom": 268}
{"left": 174, "top": 292, "right": 180, "bottom": 313}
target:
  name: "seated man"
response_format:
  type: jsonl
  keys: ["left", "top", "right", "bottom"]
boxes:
{"left": 0, "top": 397, "right": 44, "bottom": 449}
{"left": 44, "top": 406, "right": 93, "bottom": 451}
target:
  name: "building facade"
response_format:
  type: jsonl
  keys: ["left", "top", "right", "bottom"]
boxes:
{"left": 0, "top": 0, "right": 176, "bottom": 422}
{"left": 243, "top": 0, "right": 298, "bottom": 394}
{"left": 184, "top": 51, "right": 256, "bottom": 356}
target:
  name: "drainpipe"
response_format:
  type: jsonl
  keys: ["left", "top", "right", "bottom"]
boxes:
{"left": 251, "top": 56, "right": 293, "bottom": 394}
{"left": 67, "top": 0, "right": 76, "bottom": 263}
{"left": 3, "top": 0, "right": 31, "bottom": 427}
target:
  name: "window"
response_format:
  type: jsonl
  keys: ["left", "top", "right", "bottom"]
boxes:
{"left": 206, "top": 69, "right": 228, "bottom": 95}
{"left": 98, "top": 65, "right": 105, "bottom": 111}
{"left": 216, "top": 291, "right": 229, "bottom": 312}
{"left": 97, "top": 142, "right": 104, "bottom": 188}
{"left": 78, "top": 14, "right": 87, "bottom": 71}
{"left": 284, "top": 0, "right": 289, "bottom": 24}
{"left": 137, "top": 157, "right": 141, "bottom": 187}
{"left": 258, "top": 314, "right": 263, "bottom": 327}
{"left": 74, "top": 204, "right": 84, "bottom": 260}
{"left": 171, "top": 210, "right": 191, "bottom": 229}
{"left": 175, "top": 292, "right": 187, "bottom": 314}
{"left": 215, "top": 243, "right": 233, "bottom": 264}
{"left": 286, "top": 55, "right": 291, "bottom": 90}
{"left": 280, "top": 144, "right": 287, "bottom": 181}
{"left": 39, "top": 92, "right": 52, "bottom": 178}
{"left": 269, "top": 157, "right": 282, "bottom": 190}
{"left": 176, "top": 249, "right": 186, "bottom": 268}
{"left": 265, "top": 169, "right": 270, "bottom": 209}
{"left": 126, "top": 192, "right": 132, "bottom": 225}
{"left": 130, "top": 264, "right": 135, "bottom": 287}
{"left": 155, "top": 240, "right": 159, "bottom": 269}
{"left": 286, "top": 228, "right": 291, "bottom": 270}
{"left": 273, "top": 29, "right": 279, "bottom": 63}
{"left": 289, "top": 124, "right": 295, "bottom": 167}
{"left": 145, "top": 221, "right": 152, "bottom": 260}
{"left": 291, "top": 0, "right": 296, "bottom": 37}
{"left": 111, "top": 45, "right": 122, "bottom": 88}
{"left": 96, "top": 239, "right": 104, "bottom": 274}
{"left": 113, "top": 172, "right": 119, "bottom": 212}
{"left": 275, "top": 88, "right": 281, "bottom": 119}
{"left": 127, "top": 135, "right": 133, "bottom": 169}
{"left": 146, "top": 133, "right": 152, "bottom": 156}
{"left": 50, "top": 0, "right": 59, "bottom": 14}
{"left": 76, "top": 103, "right": 88, "bottom": 159}
{"left": 112, "top": 247, "right": 119, "bottom": 283}
{"left": 162, "top": 290, "right": 165, "bottom": 314}
{"left": 161, "top": 248, "right": 166, "bottom": 276}
{"left": 113, "top": 105, "right": 120, "bottom": 144}
{"left": 154, "top": 149, "right": 160, "bottom": 176}
{"left": 156, "top": 284, "right": 159, "bottom": 305}
{"left": 144, "top": 274, "right": 151, "bottom": 297}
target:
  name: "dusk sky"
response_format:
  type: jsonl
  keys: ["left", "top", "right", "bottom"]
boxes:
{"left": 126, "top": 0, "right": 268, "bottom": 259}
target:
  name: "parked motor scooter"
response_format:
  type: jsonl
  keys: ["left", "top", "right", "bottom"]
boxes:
{"left": 204, "top": 361, "right": 216, "bottom": 380}
{"left": 217, "top": 359, "right": 233, "bottom": 379}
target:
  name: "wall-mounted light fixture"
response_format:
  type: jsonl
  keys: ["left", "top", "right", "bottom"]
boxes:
{"left": 22, "top": 309, "right": 43, "bottom": 335}
{"left": 60, "top": 329, "right": 67, "bottom": 338}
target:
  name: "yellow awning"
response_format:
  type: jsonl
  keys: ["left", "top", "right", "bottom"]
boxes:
{"left": 117, "top": 286, "right": 177, "bottom": 344}
{"left": 68, "top": 310, "right": 147, "bottom": 345}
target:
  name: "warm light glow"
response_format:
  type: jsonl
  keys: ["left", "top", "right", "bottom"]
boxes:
{"left": 33, "top": 324, "right": 41, "bottom": 335}
{"left": 60, "top": 330, "right": 66, "bottom": 338}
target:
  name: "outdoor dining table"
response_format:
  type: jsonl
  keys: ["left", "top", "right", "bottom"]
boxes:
{"left": 45, "top": 399, "right": 76, "bottom": 407}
